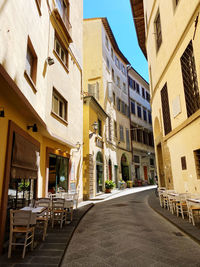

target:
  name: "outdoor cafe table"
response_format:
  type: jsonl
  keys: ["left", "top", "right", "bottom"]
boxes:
{"left": 20, "top": 206, "right": 48, "bottom": 224}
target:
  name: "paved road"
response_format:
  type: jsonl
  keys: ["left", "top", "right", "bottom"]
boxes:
{"left": 61, "top": 190, "right": 200, "bottom": 267}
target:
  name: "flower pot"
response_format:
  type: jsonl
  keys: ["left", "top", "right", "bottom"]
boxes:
{"left": 105, "top": 188, "right": 111, "bottom": 193}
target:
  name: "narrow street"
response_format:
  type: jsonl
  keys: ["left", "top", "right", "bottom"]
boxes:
{"left": 61, "top": 190, "right": 200, "bottom": 266}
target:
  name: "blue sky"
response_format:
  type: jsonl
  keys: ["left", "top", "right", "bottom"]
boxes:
{"left": 83, "top": 0, "right": 149, "bottom": 82}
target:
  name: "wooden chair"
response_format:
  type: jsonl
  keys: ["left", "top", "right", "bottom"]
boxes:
{"left": 35, "top": 198, "right": 50, "bottom": 241}
{"left": 62, "top": 193, "right": 74, "bottom": 222}
{"left": 51, "top": 198, "right": 66, "bottom": 228}
{"left": 8, "top": 210, "right": 35, "bottom": 259}
{"left": 186, "top": 198, "right": 200, "bottom": 226}
{"left": 176, "top": 194, "right": 188, "bottom": 219}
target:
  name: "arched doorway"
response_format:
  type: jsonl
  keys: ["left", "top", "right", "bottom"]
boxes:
{"left": 121, "top": 154, "right": 129, "bottom": 182}
{"left": 108, "top": 159, "right": 112, "bottom": 180}
{"left": 96, "top": 152, "right": 103, "bottom": 193}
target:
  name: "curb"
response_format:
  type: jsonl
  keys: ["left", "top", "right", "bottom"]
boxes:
{"left": 58, "top": 203, "right": 95, "bottom": 267}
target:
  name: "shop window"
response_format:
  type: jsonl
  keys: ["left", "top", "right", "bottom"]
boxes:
{"left": 54, "top": 35, "right": 69, "bottom": 69}
{"left": 180, "top": 40, "right": 200, "bottom": 118}
{"left": 154, "top": 10, "right": 162, "bottom": 51}
{"left": 48, "top": 154, "right": 69, "bottom": 193}
{"left": 25, "top": 37, "right": 37, "bottom": 86}
{"left": 52, "top": 88, "right": 68, "bottom": 122}
{"left": 161, "top": 83, "right": 171, "bottom": 135}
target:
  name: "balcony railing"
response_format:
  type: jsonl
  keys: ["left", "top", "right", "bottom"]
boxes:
{"left": 53, "top": 0, "right": 72, "bottom": 43}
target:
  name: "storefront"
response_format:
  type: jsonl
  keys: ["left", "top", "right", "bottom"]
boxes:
{"left": 0, "top": 121, "right": 40, "bottom": 251}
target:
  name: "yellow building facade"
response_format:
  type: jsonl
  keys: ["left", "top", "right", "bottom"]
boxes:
{"left": 83, "top": 18, "right": 132, "bottom": 196}
{"left": 0, "top": 0, "right": 83, "bottom": 252}
{"left": 131, "top": 0, "right": 200, "bottom": 192}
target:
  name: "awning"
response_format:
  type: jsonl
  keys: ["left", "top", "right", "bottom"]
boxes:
{"left": 11, "top": 132, "right": 40, "bottom": 179}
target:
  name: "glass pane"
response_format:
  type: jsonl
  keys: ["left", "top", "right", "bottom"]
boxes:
{"left": 53, "top": 95, "right": 59, "bottom": 114}
{"left": 59, "top": 101, "right": 63, "bottom": 118}
{"left": 26, "top": 47, "right": 33, "bottom": 77}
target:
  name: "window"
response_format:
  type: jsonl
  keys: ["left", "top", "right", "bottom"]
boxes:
{"left": 181, "top": 156, "right": 187, "bottom": 170}
{"left": 148, "top": 111, "right": 152, "bottom": 125}
{"left": 180, "top": 41, "right": 200, "bottom": 118}
{"left": 194, "top": 149, "right": 200, "bottom": 179}
{"left": 131, "top": 127, "right": 137, "bottom": 141}
{"left": 161, "top": 83, "right": 171, "bottom": 134}
{"left": 121, "top": 101, "right": 125, "bottom": 115}
{"left": 134, "top": 155, "right": 140, "bottom": 163}
{"left": 108, "top": 117, "right": 112, "bottom": 141}
{"left": 105, "top": 35, "right": 109, "bottom": 49}
{"left": 111, "top": 48, "right": 114, "bottom": 59}
{"left": 143, "top": 108, "right": 147, "bottom": 121}
{"left": 148, "top": 132, "right": 154, "bottom": 147}
{"left": 143, "top": 131, "right": 148, "bottom": 145}
{"left": 117, "top": 98, "right": 121, "bottom": 111}
{"left": 54, "top": 36, "right": 68, "bottom": 68}
{"left": 136, "top": 82, "right": 140, "bottom": 94}
{"left": 115, "top": 56, "right": 119, "bottom": 68}
{"left": 131, "top": 101, "right": 135, "bottom": 114}
{"left": 142, "top": 88, "right": 145, "bottom": 98}
{"left": 52, "top": 88, "right": 68, "bottom": 121}
{"left": 137, "top": 129, "right": 143, "bottom": 143}
{"left": 113, "top": 92, "right": 116, "bottom": 106}
{"left": 137, "top": 105, "right": 142, "bottom": 118}
{"left": 25, "top": 37, "right": 37, "bottom": 85}
{"left": 122, "top": 65, "right": 125, "bottom": 75}
{"left": 150, "top": 158, "right": 154, "bottom": 166}
{"left": 114, "top": 121, "right": 117, "bottom": 138}
{"left": 98, "top": 119, "right": 102, "bottom": 136}
{"left": 146, "top": 92, "right": 150, "bottom": 102}
{"left": 126, "top": 129, "right": 130, "bottom": 150}
{"left": 123, "top": 83, "right": 126, "bottom": 93}
{"left": 56, "top": 0, "right": 70, "bottom": 31}
{"left": 119, "top": 125, "right": 124, "bottom": 141}
{"left": 125, "top": 104, "right": 127, "bottom": 116}
{"left": 155, "top": 10, "right": 162, "bottom": 51}
{"left": 117, "top": 76, "right": 120, "bottom": 88}
{"left": 112, "top": 69, "right": 115, "bottom": 81}
{"left": 106, "top": 57, "right": 110, "bottom": 70}
{"left": 88, "top": 82, "right": 99, "bottom": 100}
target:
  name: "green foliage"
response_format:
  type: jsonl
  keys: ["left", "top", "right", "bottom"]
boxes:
{"left": 105, "top": 180, "right": 115, "bottom": 189}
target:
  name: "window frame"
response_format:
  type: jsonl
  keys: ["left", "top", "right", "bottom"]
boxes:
{"left": 54, "top": 34, "right": 69, "bottom": 70}
{"left": 154, "top": 10, "right": 162, "bottom": 51}
{"left": 52, "top": 88, "right": 68, "bottom": 123}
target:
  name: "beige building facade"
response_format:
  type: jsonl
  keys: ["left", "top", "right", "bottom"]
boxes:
{"left": 128, "top": 67, "right": 156, "bottom": 183}
{"left": 83, "top": 18, "right": 132, "bottom": 195}
{"left": 131, "top": 0, "right": 200, "bottom": 192}
{"left": 0, "top": 0, "right": 83, "bottom": 251}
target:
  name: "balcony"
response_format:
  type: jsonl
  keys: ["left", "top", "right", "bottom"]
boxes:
{"left": 53, "top": 0, "right": 72, "bottom": 43}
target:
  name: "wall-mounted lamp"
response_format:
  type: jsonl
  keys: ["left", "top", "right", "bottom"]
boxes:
{"left": 27, "top": 123, "right": 38, "bottom": 132}
{"left": 46, "top": 57, "right": 55, "bottom": 66}
{"left": 0, "top": 107, "right": 5, "bottom": 117}
{"left": 89, "top": 121, "right": 98, "bottom": 138}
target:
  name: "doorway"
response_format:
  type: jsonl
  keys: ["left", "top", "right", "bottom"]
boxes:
{"left": 108, "top": 159, "right": 112, "bottom": 180}
{"left": 121, "top": 154, "right": 129, "bottom": 182}
{"left": 157, "top": 143, "right": 165, "bottom": 187}
{"left": 96, "top": 152, "right": 103, "bottom": 193}
{"left": 143, "top": 166, "right": 148, "bottom": 180}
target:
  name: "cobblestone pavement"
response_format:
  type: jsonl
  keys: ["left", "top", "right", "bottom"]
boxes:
{"left": 61, "top": 190, "right": 200, "bottom": 267}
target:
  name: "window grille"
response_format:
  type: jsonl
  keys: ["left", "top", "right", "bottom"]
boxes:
{"left": 161, "top": 83, "right": 171, "bottom": 135}
{"left": 180, "top": 41, "right": 200, "bottom": 118}
{"left": 194, "top": 149, "right": 200, "bottom": 179}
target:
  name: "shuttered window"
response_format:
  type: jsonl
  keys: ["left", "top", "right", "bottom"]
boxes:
{"left": 161, "top": 83, "right": 171, "bottom": 135}
{"left": 180, "top": 41, "right": 200, "bottom": 118}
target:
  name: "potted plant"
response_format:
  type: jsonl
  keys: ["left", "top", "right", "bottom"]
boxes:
{"left": 118, "top": 180, "right": 126, "bottom": 190}
{"left": 105, "top": 180, "right": 115, "bottom": 193}
{"left": 126, "top": 180, "right": 133, "bottom": 188}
